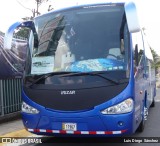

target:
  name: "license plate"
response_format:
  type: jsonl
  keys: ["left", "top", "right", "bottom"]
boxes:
{"left": 62, "top": 123, "right": 77, "bottom": 131}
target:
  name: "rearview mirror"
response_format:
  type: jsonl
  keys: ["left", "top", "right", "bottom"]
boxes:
{"left": 125, "top": 2, "right": 141, "bottom": 33}
{"left": 4, "top": 21, "right": 37, "bottom": 50}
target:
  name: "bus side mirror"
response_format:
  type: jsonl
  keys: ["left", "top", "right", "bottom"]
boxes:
{"left": 4, "top": 21, "right": 37, "bottom": 50}
{"left": 125, "top": 2, "right": 141, "bottom": 33}
{"left": 4, "top": 22, "right": 21, "bottom": 50}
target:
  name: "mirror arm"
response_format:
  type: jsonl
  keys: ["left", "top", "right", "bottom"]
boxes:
{"left": 135, "top": 44, "right": 139, "bottom": 66}
{"left": 4, "top": 21, "right": 37, "bottom": 50}
{"left": 4, "top": 22, "right": 21, "bottom": 49}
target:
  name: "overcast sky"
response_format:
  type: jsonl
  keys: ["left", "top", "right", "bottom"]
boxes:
{"left": 0, "top": 0, "right": 160, "bottom": 54}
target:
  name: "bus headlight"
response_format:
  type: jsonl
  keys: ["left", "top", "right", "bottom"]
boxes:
{"left": 101, "top": 98, "right": 133, "bottom": 114}
{"left": 22, "top": 102, "right": 39, "bottom": 114}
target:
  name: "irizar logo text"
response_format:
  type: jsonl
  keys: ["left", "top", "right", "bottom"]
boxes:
{"left": 61, "top": 90, "right": 75, "bottom": 95}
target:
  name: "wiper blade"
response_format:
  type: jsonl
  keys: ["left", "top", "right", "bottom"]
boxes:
{"left": 119, "top": 78, "right": 129, "bottom": 83}
{"left": 27, "top": 71, "right": 77, "bottom": 88}
{"left": 59, "top": 71, "right": 119, "bottom": 84}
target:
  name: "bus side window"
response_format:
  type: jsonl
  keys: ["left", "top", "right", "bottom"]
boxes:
{"left": 143, "top": 33, "right": 155, "bottom": 79}
{"left": 132, "top": 32, "right": 144, "bottom": 75}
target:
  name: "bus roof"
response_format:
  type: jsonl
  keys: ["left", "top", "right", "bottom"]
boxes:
{"left": 35, "top": 1, "right": 126, "bottom": 20}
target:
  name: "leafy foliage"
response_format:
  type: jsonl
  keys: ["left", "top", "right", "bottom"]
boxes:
{"left": 16, "top": 0, "right": 54, "bottom": 37}
{"left": 151, "top": 48, "right": 160, "bottom": 72}
{"left": 15, "top": 28, "right": 30, "bottom": 39}
{"left": 18, "top": 0, "right": 53, "bottom": 20}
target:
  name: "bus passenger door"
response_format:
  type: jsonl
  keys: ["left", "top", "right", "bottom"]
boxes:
{"left": 145, "top": 59, "right": 152, "bottom": 106}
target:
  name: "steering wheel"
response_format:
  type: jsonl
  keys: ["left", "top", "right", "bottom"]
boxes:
{"left": 107, "top": 54, "right": 117, "bottom": 59}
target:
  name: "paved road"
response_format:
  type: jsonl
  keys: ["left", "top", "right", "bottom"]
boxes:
{"left": 18, "top": 89, "right": 160, "bottom": 146}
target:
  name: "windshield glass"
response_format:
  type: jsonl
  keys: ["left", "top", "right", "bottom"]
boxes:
{"left": 24, "top": 4, "right": 130, "bottom": 86}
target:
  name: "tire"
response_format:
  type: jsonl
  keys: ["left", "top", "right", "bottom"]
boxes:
{"left": 150, "top": 98, "right": 155, "bottom": 107}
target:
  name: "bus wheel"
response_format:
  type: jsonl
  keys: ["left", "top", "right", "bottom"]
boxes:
{"left": 151, "top": 98, "right": 155, "bottom": 107}
{"left": 137, "top": 105, "right": 148, "bottom": 132}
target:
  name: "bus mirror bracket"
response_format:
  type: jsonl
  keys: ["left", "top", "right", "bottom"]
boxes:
{"left": 143, "top": 72, "right": 149, "bottom": 79}
{"left": 135, "top": 44, "right": 139, "bottom": 66}
{"left": 4, "top": 21, "right": 37, "bottom": 50}
{"left": 125, "top": 2, "right": 141, "bottom": 33}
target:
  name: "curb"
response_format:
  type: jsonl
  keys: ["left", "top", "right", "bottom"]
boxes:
{"left": 0, "top": 129, "right": 32, "bottom": 138}
{"left": 0, "top": 129, "right": 33, "bottom": 146}
{"left": 0, "top": 112, "right": 21, "bottom": 124}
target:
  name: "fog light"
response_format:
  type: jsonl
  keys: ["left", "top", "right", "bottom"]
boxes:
{"left": 118, "top": 121, "right": 124, "bottom": 126}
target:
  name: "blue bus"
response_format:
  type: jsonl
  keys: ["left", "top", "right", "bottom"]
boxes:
{"left": 4, "top": 1, "right": 156, "bottom": 136}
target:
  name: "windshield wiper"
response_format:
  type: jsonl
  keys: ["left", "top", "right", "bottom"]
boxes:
{"left": 59, "top": 71, "right": 119, "bottom": 84}
{"left": 27, "top": 71, "right": 77, "bottom": 88}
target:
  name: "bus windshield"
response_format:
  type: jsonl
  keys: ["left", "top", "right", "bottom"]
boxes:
{"left": 25, "top": 4, "right": 130, "bottom": 86}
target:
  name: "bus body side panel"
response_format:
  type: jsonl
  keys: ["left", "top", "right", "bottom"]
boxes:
{"left": 142, "top": 31, "right": 156, "bottom": 108}
{"left": 132, "top": 31, "right": 156, "bottom": 132}
{"left": 134, "top": 68, "right": 147, "bottom": 128}
{"left": 130, "top": 33, "right": 145, "bottom": 132}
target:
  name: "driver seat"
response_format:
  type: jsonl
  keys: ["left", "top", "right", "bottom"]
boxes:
{"left": 107, "top": 48, "right": 124, "bottom": 60}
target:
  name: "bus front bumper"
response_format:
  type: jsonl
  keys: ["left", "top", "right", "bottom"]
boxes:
{"left": 21, "top": 110, "right": 134, "bottom": 136}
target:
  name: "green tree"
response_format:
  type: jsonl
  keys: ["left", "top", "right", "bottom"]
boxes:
{"left": 15, "top": 27, "right": 30, "bottom": 39}
{"left": 151, "top": 48, "right": 158, "bottom": 61}
{"left": 151, "top": 48, "right": 160, "bottom": 73}
{"left": 15, "top": 0, "right": 54, "bottom": 38}
{"left": 17, "top": 0, "right": 53, "bottom": 19}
